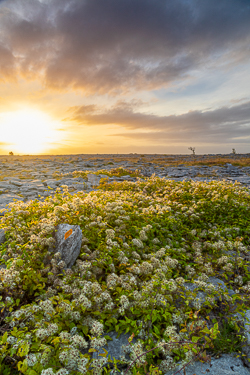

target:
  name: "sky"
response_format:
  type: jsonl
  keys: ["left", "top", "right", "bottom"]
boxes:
{"left": 0, "top": 0, "right": 250, "bottom": 155}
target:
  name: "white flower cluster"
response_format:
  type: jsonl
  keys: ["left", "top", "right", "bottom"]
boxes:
{"left": 26, "top": 353, "right": 38, "bottom": 367}
{"left": 132, "top": 238, "right": 144, "bottom": 249}
{"left": 139, "top": 261, "right": 153, "bottom": 275}
{"left": 90, "top": 321, "right": 104, "bottom": 336}
{"left": 119, "top": 294, "right": 130, "bottom": 311}
{"left": 139, "top": 230, "right": 148, "bottom": 241}
{"left": 165, "top": 257, "right": 179, "bottom": 269}
{"left": 90, "top": 337, "right": 107, "bottom": 349}
{"left": 91, "top": 357, "right": 108, "bottom": 372}
{"left": 130, "top": 342, "right": 146, "bottom": 366}
{"left": 60, "top": 331, "right": 71, "bottom": 341}
{"left": 107, "top": 273, "right": 120, "bottom": 288}
{"left": 78, "top": 294, "right": 92, "bottom": 309}
{"left": 106, "top": 229, "right": 115, "bottom": 239}
{"left": 36, "top": 328, "right": 50, "bottom": 340}
{"left": 6, "top": 335, "right": 17, "bottom": 344}
{"left": 71, "top": 334, "right": 88, "bottom": 349}
{"left": 59, "top": 347, "right": 81, "bottom": 370}
{"left": 159, "top": 356, "right": 175, "bottom": 373}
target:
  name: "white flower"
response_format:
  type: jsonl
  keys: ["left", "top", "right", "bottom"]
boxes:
{"left": 36, "top": 329, "right": 49, "bottom": 340}
{"left": 60, "top": 331, "right": 71, "bottom": 341}
{"left": 120, "top": 295, "right": 130, "bottom": 309}
{"left": 132, "top": 238, "right": 144, "bottom": 249}
{"left": 6, "top": 336, "right": 17, "bottom": 344}
{"left": 105, "top": 229, "right": 115, "bottom": 239}
{"left": 56, "top": 369, "right": 69, "bottom": 375}
{"left": 90, "top": 321, "right": 104, "bottom": 336}
{"left": 71, "top": 335, "right": 88, "bottom": 349}
{"left": 41, "top": 369, "right": 54, "bottom": 375}
{"left": 26, "top": 353, "right": 37, "bottom": 366}
{"left": 139, "top": 230, "right": 148, "bottom": 241}
{"left": 90, "top": 337, "right": 107, "bottom": 349}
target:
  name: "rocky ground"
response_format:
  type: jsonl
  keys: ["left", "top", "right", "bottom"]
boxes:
{"left": 1, "top": 153, "right": 250, "bottom": 214}
{"left": 1, "top": 153, "right": 250, "bottom": 374}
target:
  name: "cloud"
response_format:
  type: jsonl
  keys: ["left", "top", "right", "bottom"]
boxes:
{"left": 0, "top": 0, "right": 250, "bottom": 93}
{"left": 0, "top": 45, "right": 16, "bottom": 78}
{"left": 67, "top": 100, "right": 250, "bottom": 144}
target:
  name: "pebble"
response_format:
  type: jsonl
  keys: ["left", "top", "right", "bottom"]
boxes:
{"left": 0, "top": 154, "right": 249, "bottom": 214}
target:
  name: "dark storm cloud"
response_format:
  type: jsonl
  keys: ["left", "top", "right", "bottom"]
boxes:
{"left": 0, "top": 0, "right": 250, "bottom": 93}
{"left": 66, "top": 100, "right": 250, "bottom": 144}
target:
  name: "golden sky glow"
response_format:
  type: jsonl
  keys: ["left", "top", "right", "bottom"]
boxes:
{"left": 0, "top": 0, "right": 250, "bottom": 155}
{"left": 0, "top": 109, "right": 64, "bottom": 154}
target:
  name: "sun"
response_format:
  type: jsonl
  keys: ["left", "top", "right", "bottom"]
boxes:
{"left": 0, "top": 108, "right": 63, "bottom": 154}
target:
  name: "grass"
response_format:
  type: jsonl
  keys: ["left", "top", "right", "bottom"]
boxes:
{"left": 0, "top": 172, "right": 250, "bottom": 374}
{"left": 212, "top": 320, "right": 243, "bottom": 356}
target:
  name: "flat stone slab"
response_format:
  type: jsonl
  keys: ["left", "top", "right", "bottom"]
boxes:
{"left": 165, "top": 354, "right": 250, "bottom": 375}
{"left": 0, "top": 193, "right": 23, "bottom": 210}
{"left": 0, "top": 229, "right": 6, "bottom": 244}
{"left": 92, "top": 331, "right": 137, "bottom": 361}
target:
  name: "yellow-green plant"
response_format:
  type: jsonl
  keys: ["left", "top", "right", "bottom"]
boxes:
{"left": 0, "top": 176, "right": 249, "bottom": 374}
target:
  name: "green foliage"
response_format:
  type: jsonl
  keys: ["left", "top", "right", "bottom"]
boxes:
{"left": 0, "top": 176, "right": 249, "bottom": 374}
{"left": 211, "top": 319, "right": 243, "bottom": 355}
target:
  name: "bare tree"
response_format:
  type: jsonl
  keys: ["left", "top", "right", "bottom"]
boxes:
{"left": 188, "top": 147, "right": 195, "bottom": 155}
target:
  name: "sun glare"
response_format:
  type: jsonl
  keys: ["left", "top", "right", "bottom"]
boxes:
{"left": 0, "top": 109, "right": 63, "bottom": 154}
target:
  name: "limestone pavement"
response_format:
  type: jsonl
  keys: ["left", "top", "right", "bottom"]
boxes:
{"left": 0, "top": 154, "right": 250, "bottom": 214}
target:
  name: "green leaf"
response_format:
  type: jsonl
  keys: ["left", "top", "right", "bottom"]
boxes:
{"left": 201, "top": 327, "right": 210, "bottom": 334}
{"left": 18, "top": 342, "right": 30, "bottom": 356}
{"left": 27, "top": 370, "right": 38, "bottom": 375}
{"left": 104, "top": 335, "right": 112, "bottom": 341}
{"left": 18, "top": 359, "right": 28, "bottom": 372}
{"left": 152, "top": 313, "right": 158, "bottom": 323}
{"left": 89, "top": 348, "right": 97, "bottom": 353}
{"left": 51, "top": 337, "right": 60, "bottom": 345}
{"left": 2, "top": 332, "right": 8, "bottom": 344}
{"left": 153, "top": 326, "right": 160, "bottom": 335}
{"left": 81, "top": 325, "right": 89, "bottom": 335}
{"left": 16, "top": 259, "right": 23, "bottom": 267}
{"left": 191, "top": 336, "right": 200, "bottom": 343}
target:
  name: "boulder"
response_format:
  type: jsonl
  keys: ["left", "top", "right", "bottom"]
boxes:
{"left": 90, "top": 331, "right": 250, "bottom": 375}
{"left": 92, "top": 331, "right": 137, "bottom": 362}
{"left": 0, "top": 229, "right": 6, "bottom": 244}
{"left": 242, "top": 310, "right": 250, "bottom": 367}
{"left": 87, "top": 173, "right": 103, "bottom": 186}
{"left": 52, "top": 224, "right": 82, "bottom": 268}
{"left": 183, "top": 277, "right": 235, "bottom": 308}
{"left": 0, "top": 194, "right": 23, "bottom": 213}
{"left": 164, "top": 353, "right": 250, "bottom": 375}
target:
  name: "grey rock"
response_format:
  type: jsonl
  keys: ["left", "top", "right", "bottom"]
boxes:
{"left": 0, "top": 229, "right": 6, "bottom": 244}
{"left": 52, "top": 224, "right": 82, "bottom": 268}
{"left": 0, "top": 194, "right": 23, "bottom": 210}
{"left": 92, "top": 331, "right": 137, "bottom": 362}
{"left": 242, "top": 310, "right": 250, "bottom": 367}
{"left": 87, "top": 173, "right": 102, "bottom": 185}
{"left": 0, "top": 229, "right": 7, "bottom": 268}
{"left": 164, "top": 354, "right": 250, "bottom": 375}
{"left": 183, "top": 277, "right": 231, "bottom": 308}
{"left": 43, "top": 179, "right": 60, "bottom": 187}
{"left": 9, "top": 180, "right": 23, "bottom": 186}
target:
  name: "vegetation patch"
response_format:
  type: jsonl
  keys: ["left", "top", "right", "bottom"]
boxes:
{"left": 0, "top": 176, "right": 250, "bottom": 374}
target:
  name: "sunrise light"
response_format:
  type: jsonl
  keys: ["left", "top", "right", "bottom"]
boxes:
{"left": 0, "top": 109, "right": 63, "bottom": 154}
